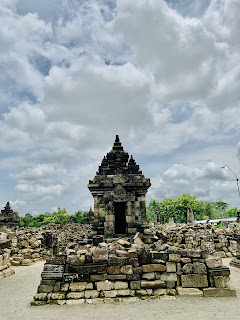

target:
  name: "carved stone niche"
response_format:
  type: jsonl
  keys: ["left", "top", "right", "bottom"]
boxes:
{"left": 113, "top": 184, "right": 128, "bottom": 202}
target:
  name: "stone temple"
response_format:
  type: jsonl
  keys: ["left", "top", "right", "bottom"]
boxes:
{"left": 0, "top": 202, "right": 20, "bottom": 229}
{"left": 88, "top": 135, "right": 151, "bottom": 238}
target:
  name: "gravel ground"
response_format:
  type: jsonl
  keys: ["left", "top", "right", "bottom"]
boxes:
{"left": 0, "top": 258, "right": 239, "bottom": 320}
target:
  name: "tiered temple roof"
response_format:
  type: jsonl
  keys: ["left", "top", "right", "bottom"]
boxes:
{"left": 0, "top": 202, "right": 20, "bottom": 228}
{"left": 96, "top": 135, "right": 141, "bottom": 176}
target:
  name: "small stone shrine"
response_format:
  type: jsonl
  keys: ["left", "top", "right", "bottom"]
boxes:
{"left": 84, "top": 207, "right": 94, "bottom": 224}
{"left": 88, "top": 135, "right": 151, "bottom": 237}
{"left": 0, "top": 202, "right": 20, "bottom": 229}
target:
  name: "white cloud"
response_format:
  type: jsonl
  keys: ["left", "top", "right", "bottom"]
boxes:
{"left": 0, "top": 0, "right": 240, "bottom": 214}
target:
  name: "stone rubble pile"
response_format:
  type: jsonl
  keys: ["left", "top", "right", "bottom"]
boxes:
{"left": 143, "top": 223, "right": 240, "bottom": 258}
{"left": 0, "top": 231, "right": 15, "bottom": 279}
{"left": 0, "top": 223, "right": 92, "bottom": 268}
{"left": 32, "top": 234, "right": 236, "bottom": 305}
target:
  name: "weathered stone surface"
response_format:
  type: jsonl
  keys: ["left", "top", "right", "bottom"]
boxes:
{"left": 96, "top": 281, "right": 114, "bottom": 291}
{"left": 153, "top": 288, "right": 167, "bottom": 296}
{"left": 193, "top": 262, "right": 207, "bottom": 274}
{"left": 85, "top": 290, "right": 99, "bottom": 299}
{"left": 141, "top": 280, "right": 166, "bottom": 289}
{"left": 142, "top": 264, "right": 166, "bottom": 273}
{"left": 133, "top": 267, "right": 142, "bottom": 274}
{"left": 152, "top": 251, "right": 169, "bottom": 262}
{"left": 203, "top": 288, "right": 236, "bottom": 297}
{"left": 34, "top": 293, "right": 48, "bottom": 301}
{"left": 114, "top": 281, "right": 128, "bottom": 290}
{"left": 160, "top": 273, "right": 177, "bottom": 282}
{"left": 117, "top": 289, "right": 134, "bottom": 296}
{"left": 126, "top": 274, "right": 140, "bottom": 281}
{"left": 103, "top": 290, "right": 118, "bottom": 298}
{"left": 169, "top": 254, "right": 181, "bottom": 262}
{"left": 205, "top": 256, "right": 223, "bottom": 268}
{"left": 108, "top": 274, "right": 126, "bottom": 280}
{"left": 21, "top": 259, "right": 31, "bottom": 266}
{"left": 177, "top": 287, "right": 203, "bottom": 297}
{"left": 181, "top": 274, "right": 208, "bottom": 288}
{"left": 120, "top": 265, "right": 133, "bottom": 274}
{"left": 182, "top": 263, "right": 193, "bottom": 274}
{"left": 63, "top": 273, "right": 89, "bottom": 283}
{"left": 136, "top": 289, "right": 153, "bottom": 296}
{"left": 107, "top": 266, "right": 120, "bottom": 274}
{"left": 142, "top": 272, "right": 155, "bottom": 280}
{"left": 90, "top": 274, "right": 107, "bottom": 281}
{"left": 208, "top": 267, "right": 230, "bottom": 277}
{"left": 37, "top": 285, "right": 54, "bottom": 293}
{"left": 166, "top": 262, "right": 176, "bottom": 273}
{"left": 49, "top": 293, "right": 65, "bottom": 300}
{"left": 66, "top": 292, "right": 85, "bottom": 299}
{"left": 31, "top": 300, "right": 47, "bottom": 306}
{"left": 211, "top": 276, "right": 230, "bottom": 288}
{"left": 130, "top": 281, "right": 141, "bottom": 290}
{"left": 69, "top": 282, "right": 87, "bottom": 292}
{"left": 60, "top": 283, "right": 69, "bottom": 292}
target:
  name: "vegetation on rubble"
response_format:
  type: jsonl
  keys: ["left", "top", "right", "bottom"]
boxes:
{"left": 146, "top": 193, "right": 239, "bottom": 223}
{"left": 19, "top": 207, "right": 87, "bottom": 227}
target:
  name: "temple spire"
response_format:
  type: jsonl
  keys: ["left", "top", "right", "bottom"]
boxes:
{"left": 112, "top": 135, "right": 124, "bottom": 151}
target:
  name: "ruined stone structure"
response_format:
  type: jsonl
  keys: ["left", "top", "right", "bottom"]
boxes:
{"left": 0, "top": 202, "right": 19, "bottom": 229}
{"left": 84, "top": 207, "right": 94, "bottom": 224}
{"left": 88, "top": 136, "right": 151, "bottom": 237}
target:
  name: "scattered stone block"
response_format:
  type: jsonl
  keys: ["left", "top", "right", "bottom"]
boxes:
{"left": 203, "top": 288, "right": 236, "bottom": 297}
{"left": 177, "top": 287, "right": 203, "bottom": 297}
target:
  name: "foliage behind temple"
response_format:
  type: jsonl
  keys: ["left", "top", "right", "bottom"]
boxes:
{"left": 19, "top": 207, "right": 87, "bottom": 227}
{"left": 146, "top": 193, "right": 239, "bottom": 223}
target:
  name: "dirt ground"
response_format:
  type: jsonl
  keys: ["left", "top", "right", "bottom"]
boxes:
{"left": 0, "top": 258, "right": 239, "bottom": 320}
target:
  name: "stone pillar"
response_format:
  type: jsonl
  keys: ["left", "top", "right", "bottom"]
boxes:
{"left": 154, "top": 213, "right": 159, "bottom": 225}
{"left": 187, "top": 207, "right": 195, "bottom": 224}
{"left": 169, "top": 216, "right": 175, "bottom": 225}
{"left": 161, "top": 214, "right": 165, "bottom": 225}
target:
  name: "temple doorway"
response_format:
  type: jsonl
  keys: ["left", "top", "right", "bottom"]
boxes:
{"left": 114, "top": 202, "right": 126, "bottom": 235}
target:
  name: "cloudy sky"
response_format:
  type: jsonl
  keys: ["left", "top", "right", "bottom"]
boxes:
{"left": 0, "top": 0, "right": 240, "bottom": 216}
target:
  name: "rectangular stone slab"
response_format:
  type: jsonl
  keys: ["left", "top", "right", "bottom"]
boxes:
{"left": 181, "top": 274, "right": 208, "bottom": 288}
{"left": 203, "top": 288, "right": 236, "bottom": 297}
{"left": 208, "top": 267, "right": 230, "bottom": 277}
{"left": 66, "top": 263, "right": 108, "bottom": 274}
{"left": 41, "top": 272, "right": 63, "bottom": 280}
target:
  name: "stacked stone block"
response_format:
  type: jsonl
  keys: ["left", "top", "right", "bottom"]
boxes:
{"left": 32, "top": 244, "right": 236, "bottom": 305}
{"left": 0, "top": 233, "right": 15, "bottom": 279}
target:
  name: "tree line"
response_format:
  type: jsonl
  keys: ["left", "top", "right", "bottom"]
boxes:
{"left": 146, "top": 193, "right": 239, "bottom": 223}
{"left": 19, "top": 207, "right": 87, "bottom": 227}
{"left": 18, "top": 193, "right": 239, "bottom": 227}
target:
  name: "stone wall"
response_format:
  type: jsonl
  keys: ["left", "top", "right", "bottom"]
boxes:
{"left": 32, "top": 239, "right": 236, "bottom": 305}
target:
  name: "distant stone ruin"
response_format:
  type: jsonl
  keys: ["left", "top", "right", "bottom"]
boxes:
{"left": 0, "top": 202, "right": 19, "bottom": 229}
{"left": 88, "top": 135, "right": 151, "bottom": 238}
{"left": 187, "top": 207, "right": 195, "bottom": 224}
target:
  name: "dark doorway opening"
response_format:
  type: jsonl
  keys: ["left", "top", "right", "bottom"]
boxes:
{"left": 114, "top": 202, "right": 126, "bottom": 235}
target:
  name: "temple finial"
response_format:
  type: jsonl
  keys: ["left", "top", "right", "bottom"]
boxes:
{"left": 115, "top": 135, "right": 120, "bottom": 143}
